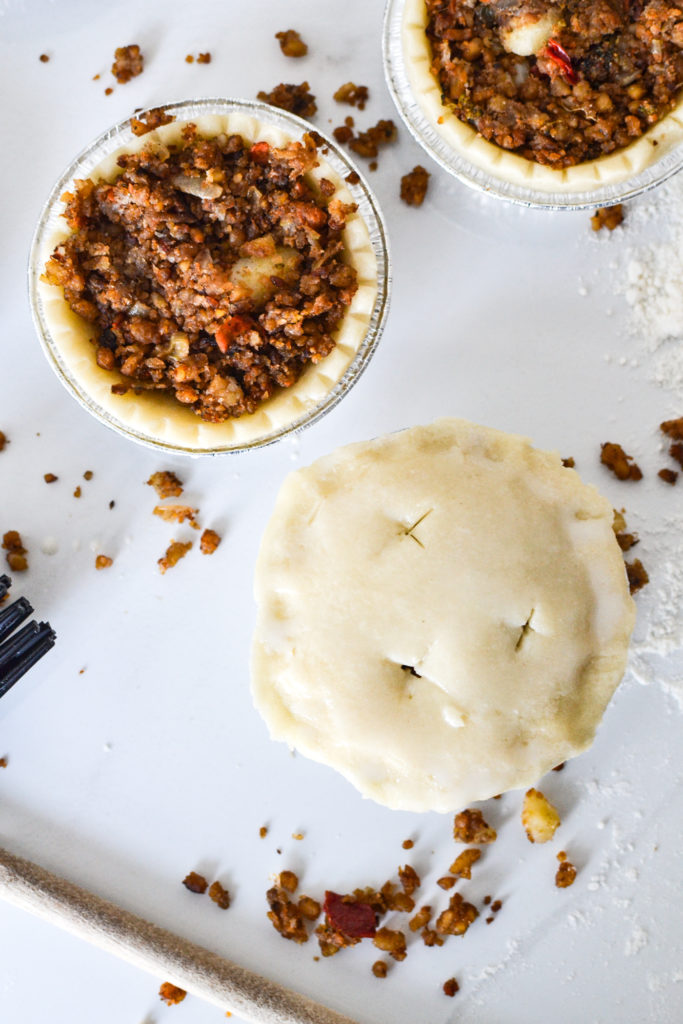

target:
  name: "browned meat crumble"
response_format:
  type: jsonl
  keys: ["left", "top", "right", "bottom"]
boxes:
{"left": 658, "top": 467, "right": 678, "bottom": 484}
{"left": 373, "top": 926, "right": 407, "bottom": 961}
{"left": 3, "top": 531, "right": 28, "bottom": 573}
{"left": 95, "top": 554, "right": 113, "bottom": 569}
{"left": 626, "top": 557, "right": 649, "bottom": 593}
{"left": 44, "top": 473, "right": 58, "bottom": 483}
{"left": 670, "top": 441, "right": 683, "bottom": 467}
{"left": 73, "top": 486, "right": 82, "bottom": 498}
{"left": 449, "top": 847, "right": 481, "bottom": 879}
{"left": 198, "top": 52, "right": 212, "bottom": 64}
{"left": 147, "top": 471, "right": 183, "bottom": 498}
{"left": 601, "top": 442, "right": 643, "bottom": 481}
{"left": 443, "top": 977, "right": 460, "bottom": 997}
{"left": 257, "top": 81, "right": 317, "bottom": 118}
{"left": 334, "top": 82, "right": 370, "bottom": 109}
{"left": 112, "top": 44, "right": 143, "bottom": 84}
{"left": 183, "top": 871, "right": 208, "bottom": 893}
{"left": 427, "top": 0, "right": 683, "bottom": 167}
{"left": 436, "top": 892, "right": 479, "bottom": 935}
{"left": 453, "top": 808, "right": 497, "bottom": 844}
{"left": 613, "top": 509, "right": 638, "bottom": 551}
{"left": 555, "top": 851, "right": 577, "bottom": 887}
{"left": 372, "top": 960, "right": 388, "bottom": 978}
{"left": 45, "top": 127, "right": 357, "bottom": 423}
{"left": 158, "top": 540, "right": 192, "bottom": 574}
{"left": 591, "top": 205, "right": 624, "bottom": 231}
{"left": 208, "top": 880, "right": 231, "bottom": 909}
{"left": 562, "top": 456, "right": 575, "bottom": 467}
{"left": 660, "top": 416, "right": 683, "bottom": 440}
{"left": 276, "top": 30, "right": 308, "bottom": 58}
{"left": 200, "top": 527, "right": 221, "bottom": 554}
{"left": 351, "top": 119, "right": 398, "bottom": 159}
{"left": 39, "top": 54, "right": 49, "bottom": 63}
{"left": 400, "top": 165, "right": 430, "bottom": 206}
{"left": 159, "top": 982, "right": 186, "bottom": 1005}
{"left": 0, "top": 430, "right": 7, "bottom": 451}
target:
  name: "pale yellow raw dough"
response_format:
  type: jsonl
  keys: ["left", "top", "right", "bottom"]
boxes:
{"left": 251, "top": 418, "right": 636, "bottom": 812}
{"left": 36, "top": 113, "right": 378, "bottom": 453}
{"left": 402, "top": 0, "right": 683, "bottom": 194}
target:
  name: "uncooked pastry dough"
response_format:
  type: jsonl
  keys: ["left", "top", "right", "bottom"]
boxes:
{"left": 401, "top": 0, "right": 683, "bottom": 195}
{"left": 251, "top": 418, "right": 636, "bottom": 812}
{"left": 35, "top": 113, "right": 378, "bottom": 453}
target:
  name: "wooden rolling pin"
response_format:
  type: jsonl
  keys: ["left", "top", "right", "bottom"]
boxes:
{"left": 0, "top": 845, "right": 360, "bottom": 1024}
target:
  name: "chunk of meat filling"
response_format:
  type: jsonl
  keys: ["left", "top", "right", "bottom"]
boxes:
{"left": 44, "top": 127, "right": 358, "bottom": 422}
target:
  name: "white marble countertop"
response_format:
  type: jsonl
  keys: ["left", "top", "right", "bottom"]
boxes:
{"left": 1, "top": 1, "right": 682, "bottom": 1022}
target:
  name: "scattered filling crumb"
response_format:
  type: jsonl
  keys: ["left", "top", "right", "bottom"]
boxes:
{"left": 3, "top": 531, "right": 28, "bottom": 572}
{"left": 158, "top": 539, "right": 192, "bottom": 574}
{"left": 44, "top": 473, "right": 58, "bottom": 483}
{"left": 257, "top": 81, "right": 317, "bottom": 117}
{"left": 183, "top": 871, "right": 208, "bottom": 894}
{"left": 372, "top": 960, "right": 388, "bottom": 978}
{"left": 112, "top": 44, "right": 144, "bottom": 84}
{"left": 208, "top": 880, "right": 231, "bottom": 909}
{"left": 373, "top": 926, "right": 407, "bottom": 961}
{"left": 612, "top": 509, "right": 639, "bottom": 552}
{"left": 39, "top": 53, "right": 49, "bottom": 63}
{"left": 159, "top": 982, "right": 186, "bottom": 1006}
{"left": 400, "top": 165, "right": 430, "bottom": 206}
{"left": 436, "top": 892, "right": 479, "bottom": 936}
{"left": 658, "top": 467, "right": 678, "bottom": 484}
{"left": 153, "top": 504, "right": 200, "bottom": 528}
{"left": 522, "top": 788, "right": 560, "bottom": 843}
{"left": 276, "top": 30, "right": 308, "bottom": 58}
{"left": 555, "top": 851, "right": 577, "bottom": 888}
{"left": 591, "top": 205, "right": 624, "bottom": 231}
{"left": 147, "top": 471, "right": 184, "bottom": 499}
{"left": 453, "top": 808, "right": 497, "bottom": 844}
{"left": 601, "top": 442, "right": 643, "bottom": 481}
{"left": 95, "top": 554, "right": 113, "bottom": 570}
{"left": 200, "top": 528, "right": 221, "bottom": 554}
{"left": 333, "top": 82, "right": 369, "bottom": 110}
{"left": 449, "top": 847, "right": 481, "bottom": 879}
{"left": 0, "top": 430, "right": 7, "bottom": 451}
{"left": 626, "top": 557, "right": 650, "bottom": 594}
{"left": 443, "top": 977, "right": 460, "bottom": 997}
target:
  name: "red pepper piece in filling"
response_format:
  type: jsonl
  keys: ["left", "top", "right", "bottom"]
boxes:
{"left": 543, "top": 39, "right": 578, "bottom": 85}
{"left": 323, "top": 891, "right": 377, "bottom": 938}
{"left": 214, "top": 314, "right": 259, "bottom": 354}
{"left": 250, "top": 141, "right": 270, "bottom": 164}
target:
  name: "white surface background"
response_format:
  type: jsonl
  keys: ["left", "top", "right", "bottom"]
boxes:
{"left": 1, "top": 1, "right": 682, "bottom": 1022}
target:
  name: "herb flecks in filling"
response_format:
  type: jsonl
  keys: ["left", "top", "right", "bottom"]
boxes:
{"left": 426, "top": 0, "right": 683, "bottom": 167}
{"left": 44, "top": 125, "right": 358, "bottom": 422}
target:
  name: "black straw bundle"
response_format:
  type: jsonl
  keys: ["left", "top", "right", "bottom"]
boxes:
{"left": 0, "top": 576, "right": 55, "bottom": 698}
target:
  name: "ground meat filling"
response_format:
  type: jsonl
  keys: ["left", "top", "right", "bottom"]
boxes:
{"left": 426, "top": 0, "right": 683, "bottom": 166}
{"left": 44, "top": 126, "right": 358, "bottom": 422}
